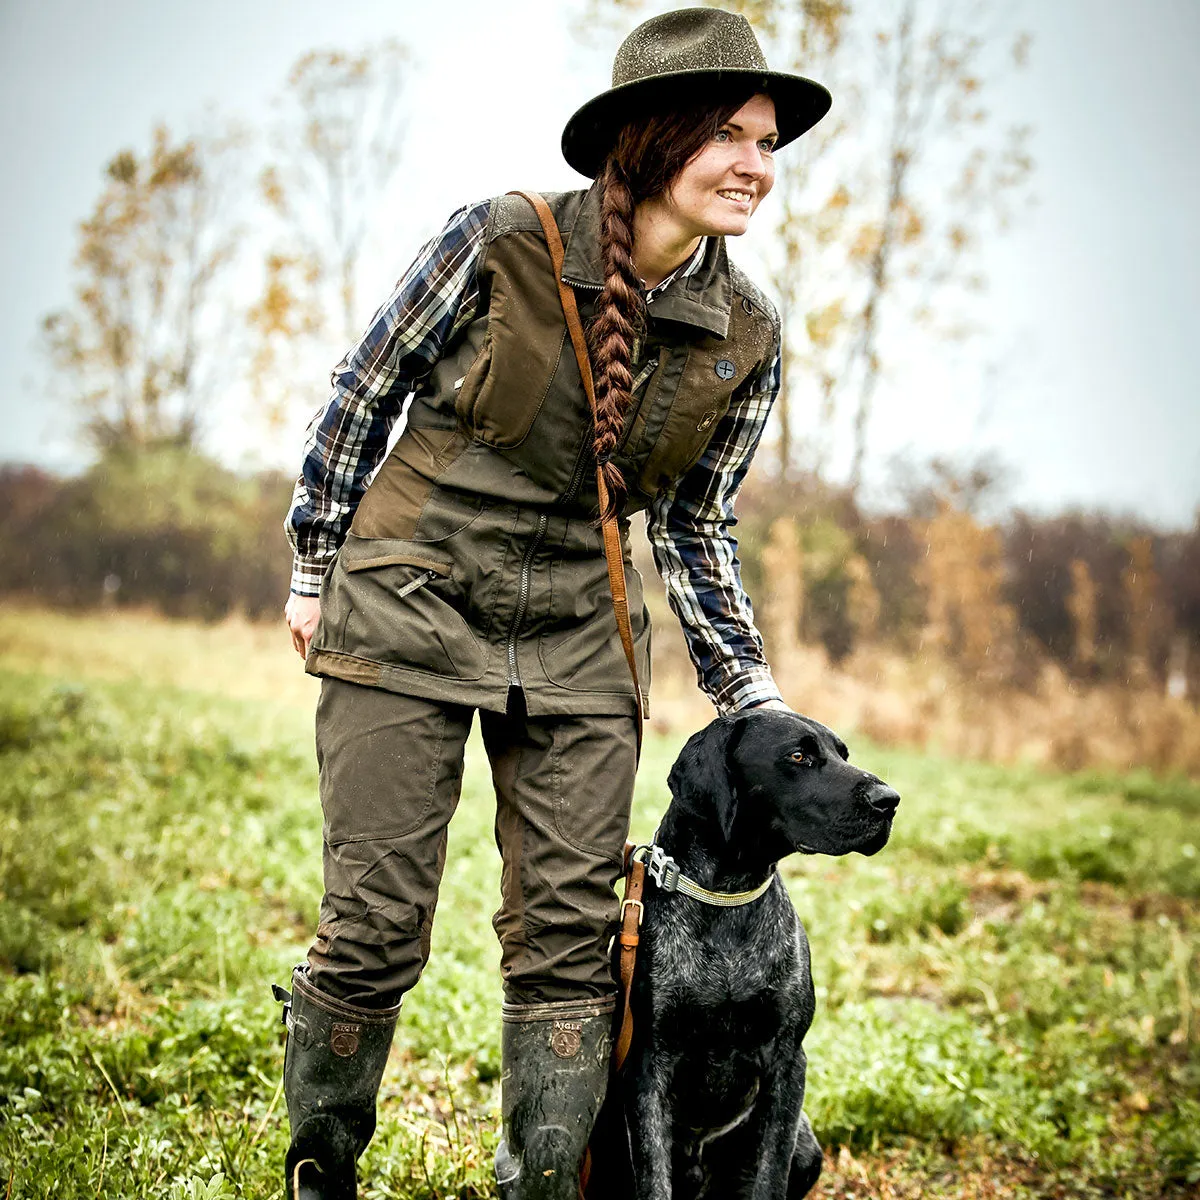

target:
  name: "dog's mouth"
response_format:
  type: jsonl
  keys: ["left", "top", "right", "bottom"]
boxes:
{"left": 792, "top": 814, "right": 893, "bottom": 858}
{"left": 855, "top": 820, "right": 893, "bottom": 856}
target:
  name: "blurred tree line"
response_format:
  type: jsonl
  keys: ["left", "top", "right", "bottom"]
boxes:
{"left": 5, "top": 448, "right": 1197, "bottom": 705}
{"left": 737, "top": 460, "right": 1200, "bottom": 700}
{"left": 0, "top": 455, "right": 292, "bottom": 620}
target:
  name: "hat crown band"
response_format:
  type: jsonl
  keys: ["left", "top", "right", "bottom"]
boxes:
{"left": 611, "top": 9, "right": 769, "bottom": 87}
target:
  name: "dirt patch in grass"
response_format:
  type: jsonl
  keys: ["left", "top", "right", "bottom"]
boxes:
{"left": 963, "top": 867, "right": 1053, "bottom": 921}
{"left": 820, "top": 1141, "right": 1194, "bottom": 1199}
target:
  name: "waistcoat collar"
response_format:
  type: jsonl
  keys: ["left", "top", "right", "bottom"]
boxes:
{"left": 560, "top": 179, "right": 734, "bottom": 340}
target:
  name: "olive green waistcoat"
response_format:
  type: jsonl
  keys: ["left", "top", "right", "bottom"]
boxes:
{"left": 307, "top": 182, "right": 778, "bottom": 716}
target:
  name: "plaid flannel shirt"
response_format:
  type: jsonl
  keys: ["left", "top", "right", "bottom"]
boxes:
{"left": 286, "top": 199, "right": 784, "bottom": 714}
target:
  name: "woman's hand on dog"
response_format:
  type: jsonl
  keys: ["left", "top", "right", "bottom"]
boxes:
{"left": 285, "top": 593, "right": 322, "bottom": 659}
{"left": 751, "top": 698, "right": 794, "bottom": 713}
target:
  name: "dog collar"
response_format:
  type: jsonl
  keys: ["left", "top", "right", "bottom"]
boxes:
{"left": 632, "top": 843, "right": 776, "bottom": 907}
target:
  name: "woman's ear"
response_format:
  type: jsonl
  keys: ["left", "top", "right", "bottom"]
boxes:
{"left": 666, "top": 713, "right": 754, "bottom": 843}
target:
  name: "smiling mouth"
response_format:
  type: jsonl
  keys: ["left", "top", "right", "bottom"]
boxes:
{"left": 716, "top": 189, "right": 753, "bottom": 207}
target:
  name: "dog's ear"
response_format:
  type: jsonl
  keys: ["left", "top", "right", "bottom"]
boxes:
{"left": 667, "top": 714, "right": 753, "bottom": 842}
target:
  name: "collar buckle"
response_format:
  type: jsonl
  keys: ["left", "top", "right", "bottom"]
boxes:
{"left": 644, "top": 843, "right": 682, "bottom": 893}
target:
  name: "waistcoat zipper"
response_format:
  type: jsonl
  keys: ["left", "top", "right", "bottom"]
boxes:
{"left": 559, "top": 276, "right": 664, "bottom": 498}
{"left": 505, "top": 512, "right": 549, "bottom": 688}
{"left": 499, "top": 278, "right": 602, "bottom": 690}
{"left": 629, "top": 357, "right": 660, "bottom": 395}
{"left": 505, "top": 272, "right": 643, "bottom": 690}
{"left": 499, "top": 276, "right": 602, "bottom": 691}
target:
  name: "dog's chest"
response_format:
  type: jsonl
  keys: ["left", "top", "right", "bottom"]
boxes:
{"left": 641, "top": 896, "right": 811, "bottom": 1071}
{"left": 649, "top": 896, "right": 804, "bottom": 1008}
{"left": 663, "top": 937, "right": 778, "bottom": 1008}
{"left": 663, "top": 994, "right": 779, "bottom": 1132}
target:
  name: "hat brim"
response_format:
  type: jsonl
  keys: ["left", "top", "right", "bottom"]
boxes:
{"left": 561, "top": 69, "right": 832, "bottom": 178}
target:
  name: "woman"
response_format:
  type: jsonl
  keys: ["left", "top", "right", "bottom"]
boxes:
{"left": 278, "top": 8, "right": 830, "bottom": 1198}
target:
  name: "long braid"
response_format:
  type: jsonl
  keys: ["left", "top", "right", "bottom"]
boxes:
{"left": 584, "top": 84, "right": 757, "bottom": 520}
{"left": 588, "top": 155, "right": 646, "bottom": 521}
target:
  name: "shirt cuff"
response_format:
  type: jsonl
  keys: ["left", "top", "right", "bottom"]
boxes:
{"left": 707, "top": 665, "right": 784, "bottom": 716}
{"left": 290, "top": 555, "right": 334, "bottom": 597}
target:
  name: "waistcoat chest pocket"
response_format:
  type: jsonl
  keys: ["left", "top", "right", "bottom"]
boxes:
{"left": 628, "top": 302, "right": 776, "bottom": 499}
{"left": 625, "top": 342, "right": 750, "bottom": 499}
{"left": 456, "top": 229, "right": 575, "bottom": 453}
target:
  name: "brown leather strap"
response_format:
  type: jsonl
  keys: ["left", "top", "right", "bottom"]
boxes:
{"left": 507, "top": 190, "right": 647, "bottom": 753}
{"left": 615, "top": 840, "right": 646, "bottom": 1069}
{"left": 579, "top": 841, "right": 644, "bottom": 1198}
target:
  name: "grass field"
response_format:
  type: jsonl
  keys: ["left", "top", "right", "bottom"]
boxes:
{"left": 1, "top": 604, "right": 1198, "bottom": 1198}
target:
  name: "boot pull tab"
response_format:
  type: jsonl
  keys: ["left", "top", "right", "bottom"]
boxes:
{"left": 272, "top": 983, "right": 293, "bottom": 1029}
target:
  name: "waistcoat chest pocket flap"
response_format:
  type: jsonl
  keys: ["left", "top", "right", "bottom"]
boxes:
{"left": 633, "top": 341, "right": 745, "bottom": 496}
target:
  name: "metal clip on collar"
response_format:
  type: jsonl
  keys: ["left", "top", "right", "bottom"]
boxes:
{"left": 632, "top": 842, "right": 777, "bottom": 908}
{"left": 639, "top": 843, "right": 681, "bottom": 893}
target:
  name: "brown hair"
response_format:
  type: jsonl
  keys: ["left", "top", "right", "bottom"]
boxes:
{"left": 589, "top": 84, "right": 759, "bottom": 518}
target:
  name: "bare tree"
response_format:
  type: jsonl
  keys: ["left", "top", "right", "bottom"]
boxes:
{"left": 257, "top": 40, "right": 413, "bottom": 347}
{"left": 575, "top": 0, "right": 1033, "bottom": 490}
{"left": 41, "top": 122, "right": 246, "bottom": 455}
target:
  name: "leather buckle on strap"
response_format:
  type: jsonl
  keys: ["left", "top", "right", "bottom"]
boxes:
{"left": 621, "top": 898, "right": 645, "bottom": 925}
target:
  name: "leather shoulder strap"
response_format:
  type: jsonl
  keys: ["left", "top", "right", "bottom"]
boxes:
{"left": 507, "top": 189, "right": 647, "bottom": 751}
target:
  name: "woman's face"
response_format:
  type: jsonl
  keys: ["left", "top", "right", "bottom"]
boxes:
{"left": 665, "top": 93, "right": 778, "bottom": 238}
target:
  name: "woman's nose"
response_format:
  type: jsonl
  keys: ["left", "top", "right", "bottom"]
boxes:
{"left": 735, "top": 144, "right": 767, "bottom": 179}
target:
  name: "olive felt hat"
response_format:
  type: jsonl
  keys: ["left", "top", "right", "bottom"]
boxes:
{"left": 562, "top": 7, "right": 832, "bottom": 178}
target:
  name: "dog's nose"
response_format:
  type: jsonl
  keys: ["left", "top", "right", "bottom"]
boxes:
{"left": 866, "top": 784, "right": 900, "bottom": 818}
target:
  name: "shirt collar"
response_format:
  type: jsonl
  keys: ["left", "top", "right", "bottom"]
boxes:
{"left": 560, "top": 180, "right": 733, "bottom": 339}
{"left": 644, "top": 237, "right": 707, "bottom": 305}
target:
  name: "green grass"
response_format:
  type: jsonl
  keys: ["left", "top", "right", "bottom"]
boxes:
{"left": 0, "top": 662, "right": 1197, "bottom": 1198}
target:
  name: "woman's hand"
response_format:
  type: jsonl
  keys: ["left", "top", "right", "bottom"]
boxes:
{"left": 284, "top": 593, "right": 322, "bottom": 660}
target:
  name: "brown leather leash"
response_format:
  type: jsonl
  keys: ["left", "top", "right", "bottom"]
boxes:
{"left": 578, "top": 841, "right": 646, "bottom": 1198}
{"left": 615, "top": 840, "right": 647, "bottom": 1069}
{"left": 507, "top": 190, "right": 648, "bottom": 755}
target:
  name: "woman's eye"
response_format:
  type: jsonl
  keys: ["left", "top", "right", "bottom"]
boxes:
{"left": 759, "top": 140, "right": 776, "bottom": 153}
{"left": 714, "top": 129, "right": 731, "bottom": 142}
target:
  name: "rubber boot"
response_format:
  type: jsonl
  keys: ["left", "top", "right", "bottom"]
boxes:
{"left": 273, "top": 964, "right": 401, "bottom": 1200}
{"left": 493, "top": 996, "right": 615, "bottom": 1200}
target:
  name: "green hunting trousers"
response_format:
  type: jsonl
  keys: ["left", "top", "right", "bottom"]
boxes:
{"left": 306, "top": 677, "right": 638, "bottom": 1010}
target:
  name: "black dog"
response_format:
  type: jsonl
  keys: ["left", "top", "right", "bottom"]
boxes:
{"left": 586, "top": 708, "right": 899, "bottom": 1199}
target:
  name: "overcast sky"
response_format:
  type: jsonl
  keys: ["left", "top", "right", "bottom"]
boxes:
{"left": 1, "top": 0, "right": 1197, "bottom": 528}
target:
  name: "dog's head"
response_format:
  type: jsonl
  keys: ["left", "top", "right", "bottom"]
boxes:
{"left": 666, "top": 709, "right": 899, "bottom": 860}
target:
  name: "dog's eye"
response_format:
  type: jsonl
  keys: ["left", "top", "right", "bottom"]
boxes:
{"left": 790, "top": 751, "right": 809, "bottom": 765}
